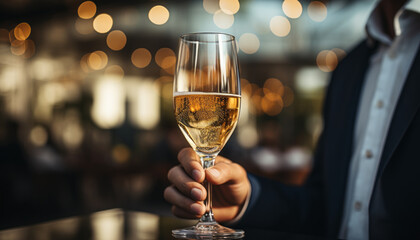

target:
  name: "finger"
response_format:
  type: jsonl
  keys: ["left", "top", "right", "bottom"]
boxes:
{"left": 205, "top": 162, "right": 246, "bottom": 185}
{"left": 167, "top": 166, "right": 206, "bottom": 201}
{"left": 172, "top": 206, "right": 202, "bottom": 219}
{"left": 177, "top": 148, "right": 205, "bottom": 182}
{"left": 164, "top": 186, "right": 205, "bottom": 216}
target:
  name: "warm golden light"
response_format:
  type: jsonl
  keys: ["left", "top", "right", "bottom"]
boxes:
{"left": 14, "top": 22, "right": 31, "bottom": 41}
{"left": 10, "top": 40, "right": 26, "bottom": 56}
{"left": 75, "top": 18, "right": 94, "bottom": 35}
{"left": 203, "top": 0, "right": 219, "bottom": 14}
{"left": 270, "top": 16, "right": 291, "bottom": 37}
{"left": 238, "top": 33, "right": 260, "bottom": 54}
{"left": 106, "top": 30, "right": 127, "bottom": 51}
{"left": 78, "top": 1, "right": 97, "bottom": 19}
{"left": 308, "top": 1, "right": 327, "bottom": 22}
{"left": 155, "top": 48, "right": 175, "bottom": 69}
{"left": 131, "top": 48, "right": 152, "bottom": 68}
{"left": 91, "top": 76, "right": 125, "bottom": 129}
{"left": 80, "top": 53, "right": 91, "bottom": 73}
{"left": 23, "top": 39, "right": 35, "bottom": 58}
{"left": 332, "top": 48, "right": 346, "bottom": 60}
{"left": 93, "top": 13, "right": 113, "bottom": 33}
{"left": 88, "top": 50, "right": 108, "bottom": 70}
{"left": 264, "top": 78, "right": 284, "bottom": 96}
{"left": 282, "top": 0, "right": 302, "bottom": 19}
{"left": 213, "top": 10, "right": 234, "bottom": 29}
{"left": 112, "top": 144, "right": 131, "bottom": 164}
{"left": 148, "top": 5, "right": 170, "bottom": 25}
{"left": 30, "top": 125, "right": 48, "bottom": 147}
{"left": 316, "top": 50, "right": 337, "bottom": 72}
{"left": 105, "top": 65, "right": 124, "bottom": 80}
{"left": 219, "top": 0, "right": 240, "bottom": 15}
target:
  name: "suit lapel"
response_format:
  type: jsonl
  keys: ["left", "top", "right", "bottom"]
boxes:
{"left": 378, "top": 47, "right": 420, "bottom": 175}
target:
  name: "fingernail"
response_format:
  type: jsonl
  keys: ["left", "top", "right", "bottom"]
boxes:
{"left": 190, "top": 203, "right": 203, "bottom": 215}
{"left": 192, "top": 169, "right": 201, "bottom": 181}
{"left": 191, "top": 188, "right": 202, "bottom": 200}
{"left": 207, "top": 168, "right": 220, "bottom": 178}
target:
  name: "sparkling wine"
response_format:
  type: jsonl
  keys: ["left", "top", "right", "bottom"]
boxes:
{"left": 174, "top": 92, "right": 240, "bottom": 156}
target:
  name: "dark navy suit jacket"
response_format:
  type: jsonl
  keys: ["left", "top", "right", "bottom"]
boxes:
{"left": 236, "top": 41, "right": 420, "bottom": 239}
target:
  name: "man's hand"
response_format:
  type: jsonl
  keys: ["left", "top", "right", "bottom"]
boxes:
{"left": 164, "top": 148, "right": 250, "bottom": 222}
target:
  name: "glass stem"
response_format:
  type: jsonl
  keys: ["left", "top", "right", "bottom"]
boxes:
{"left": 199, "top": 155, "right": 216, "bottom": 223}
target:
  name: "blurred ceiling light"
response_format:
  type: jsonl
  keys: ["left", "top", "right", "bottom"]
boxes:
{"left": 238, "top": 33, "right": 260, "bottom": 54}
{"left": 128, "top": 79, "right": 160, "bottom": 130}
{"left": 78, "top": 1, "right": 97, "bottom": 19}
{"left": 213, "top": 10, "right": 234, "bottom": 29}
{"left": 106, "top": 30, "right": 127, "bottom": 51}
{"left": 282, "top": 0, "right": 302, "bottom": 19}
{"left": 88, "top": 50, "right": 108, "bottom": 70}
{"left": 75, "top": 18, "right": 94, "bottom": 35}
{"left": 131, "top": 48, "right": 152, "bottom": 68}
{"left": 0, "top": 28, "right": 9, "bottom": 42}
{"left": 203, "top": 0, "right": 219, "bottom": 14}
{"left": 270, "top": 16, "right": 291, "bottom": 37}
{"left": 219, "top": 0, "right": 240, "bottom": 15}
{"left": 316, "top": 50, "right": 337, "bottom": 72}
{"left": 30, "top": 125, "right": 48, "bottom": 147}
{"left": 112, "top": 144, "right": 131, "bottom": 164}
{"left": 155, "top": 48, "right": 175, "bottom": 68}
{"left": 14, "top": 22, "right": 31, "bottom": 41}
{"left": 148, "top": 5, "right": 170, "bottom": 25}
{"left": 93, "top": 13, "right": 113, "bottom": 33}
{"left": 105, "top": 65, "right": 124, "bottom": 80}
{"left": 91, "top": 76, "right": 125, "bottom": 129}
{"left": 308, "top": 1, "right": 327, "bottom": 22}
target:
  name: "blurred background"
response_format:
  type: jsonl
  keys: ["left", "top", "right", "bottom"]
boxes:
{"left": 0, "top": 0, "right": 375, "bottom": 229}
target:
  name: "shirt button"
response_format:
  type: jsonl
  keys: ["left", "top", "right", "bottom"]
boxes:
{"left": 354, "top": 201, "right": 362, "bottom": 211}
{"left": 365, "top": 150, "right": 373, "bottom": 159}
{"left": 376, "top": 100, "right": 384, "bottom": 108}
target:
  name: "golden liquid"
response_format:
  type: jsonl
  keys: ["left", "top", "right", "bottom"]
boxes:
{"left": 174, "top": 93, "right": 240, "bottom": 155}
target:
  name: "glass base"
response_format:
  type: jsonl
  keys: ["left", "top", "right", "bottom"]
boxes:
{"left": 172, "top": 221, "right": 244, "bottom": 239}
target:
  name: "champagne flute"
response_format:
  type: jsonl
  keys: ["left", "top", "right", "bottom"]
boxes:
{"left": 172, "top": 32, "right": 244, "bottom": 239}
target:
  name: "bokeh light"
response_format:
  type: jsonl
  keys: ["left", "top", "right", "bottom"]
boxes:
{"left": 30, "top": 125, "right": 48, "bottom": 147}
{"left": 23, "top": 39, "right": 36, "bottom": 58}
{"left": 238, "top": 33, "right": 260, "bottom": 54}
{"left": 270, "top": 16, "right": 291, "bottom": 37}
{"left": 155, "top": 48, "right": 175, "bottom": 69}
{"left": 106, "top": 30, "right": 127, "bottom": 51}
{"left": 131, "top": 48, "right": 152, "bottom": 68}
{"left": 203, "top": 0, "right": 219, "bottom": 14}
{"left": 78, "top": 1, "right": 97, "bottom": 19}
{"left": 14, "top": 22, "right": 31, "bottom": 41}
{"left": 105, "top": 65, "right": 125, "bottom": 80}
{"left": 112, "top": 144, "right": 131, "bottom": 164}
{"left": 282, "top": 0, "right": 302, "bottom": 19}
{"left": 75, "top": 18, "right": 94, "bottom": 35}
{"left": 316, "top": 50, "right": 338, "bottom": 72}
{"left": 308, "top": 1, "right": 328, "bottom": 22}
{"left": 219, "top": 0, "right": 240, "bottom": 15}
{"left": 93, "top": 13, "right": 113, "bottom": 33}
{"left": 88, "top": 50, "right": 108, "bottom": 70}
{"left": 213, "top": 10, "right": 234, "bottom": 29}
{"left": 148, "top": 5, "right": 170, "bottom": 25}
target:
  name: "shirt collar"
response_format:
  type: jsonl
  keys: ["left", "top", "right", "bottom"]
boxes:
{"left": 366, "top": 0, "right": 420, "bottom": 46}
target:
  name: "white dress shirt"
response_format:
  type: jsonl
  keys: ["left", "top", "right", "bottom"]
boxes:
{"left": 339, "top": 1, "right": 420, "bottom": 239}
